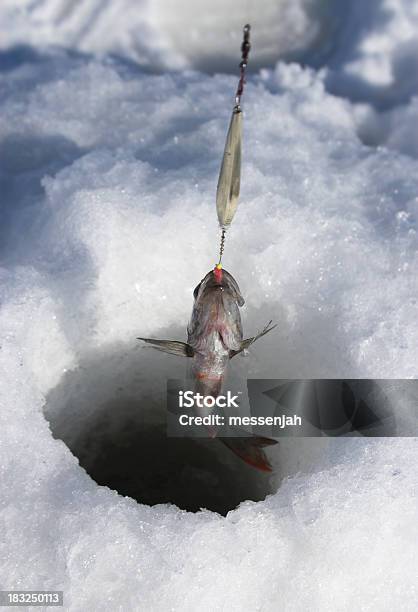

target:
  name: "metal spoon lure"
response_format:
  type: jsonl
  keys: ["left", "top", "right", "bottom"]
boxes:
{"left": 216, "top": 24, "right": 251, "bottom": 268}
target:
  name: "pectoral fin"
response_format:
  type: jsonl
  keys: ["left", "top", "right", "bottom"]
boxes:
{"left": 137, "top": 338, "right": 194, "bottom": 357}
{"left": 230, "top": 320, "right": 277, "bottom": 358}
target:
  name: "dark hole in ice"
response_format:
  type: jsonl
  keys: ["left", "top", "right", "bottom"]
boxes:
{"left": 43, "top": 341, "right": 274, "bottom": 516}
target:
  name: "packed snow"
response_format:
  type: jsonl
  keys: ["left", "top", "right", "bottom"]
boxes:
{"left": 0, "top": 1, "right": 417, "bottom": 610}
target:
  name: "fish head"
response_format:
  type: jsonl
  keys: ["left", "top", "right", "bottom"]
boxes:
{"left": 193, "top": 267, "right": 245, "bottom": 307}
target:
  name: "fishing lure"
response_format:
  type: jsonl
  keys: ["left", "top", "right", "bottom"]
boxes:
{"left": 139, "top": 25, "right": 278, "bottom": 471}
{"left": 216, "top": 23, "right": 251, "bottom": 268}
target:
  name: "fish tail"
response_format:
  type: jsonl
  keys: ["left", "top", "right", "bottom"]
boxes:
{"left": 219, "top": 435, "right": 277, "bottom": 472}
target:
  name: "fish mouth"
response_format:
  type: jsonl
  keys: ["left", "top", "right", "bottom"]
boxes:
{"left": 205, "top": 274, "right": 230, "bottom": 290}
{"left": 193, "top": 267, "right": 245, "bottom": 308}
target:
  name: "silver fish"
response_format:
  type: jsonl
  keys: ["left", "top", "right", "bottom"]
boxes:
{"left": 138, "top": 266, "right": 277, "bottom": 471}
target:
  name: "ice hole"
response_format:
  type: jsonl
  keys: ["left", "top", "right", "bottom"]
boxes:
{"left": 43, "top": 343, "right": 277, "bottom": 516}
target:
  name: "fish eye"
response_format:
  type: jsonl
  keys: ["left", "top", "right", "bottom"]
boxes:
{"left": 193, "top": 282, "right": 201, "bottom": 299}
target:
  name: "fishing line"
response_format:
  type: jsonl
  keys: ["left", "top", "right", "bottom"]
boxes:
{"left": 234, "top": 23, "right": 251, "bottom": 112}
{"left": 218, "top": 227, "right": 226, "bottom": 266}
{"left": 215, "top": 24, "right": 251, "bottom": 270}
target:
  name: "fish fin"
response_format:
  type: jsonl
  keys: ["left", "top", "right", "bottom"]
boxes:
{"left": 229, "top": 320, "right": 277, "bottom": 358}
{"left": 137, "top": 338, "right": 194, "bottom": 357}
{"left": 220, "top": 435, "right": 278, "bottom": 472}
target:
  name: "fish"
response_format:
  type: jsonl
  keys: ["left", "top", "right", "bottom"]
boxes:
{"left": 138, "top": 266, "right": 278, "bottom": 471}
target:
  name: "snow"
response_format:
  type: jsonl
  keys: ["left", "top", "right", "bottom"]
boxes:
{"left": 0, "top": 1, "right": 417, "bottom": 610}
{"left": 0, "top": 0, "right": 332, "bottom": 71}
